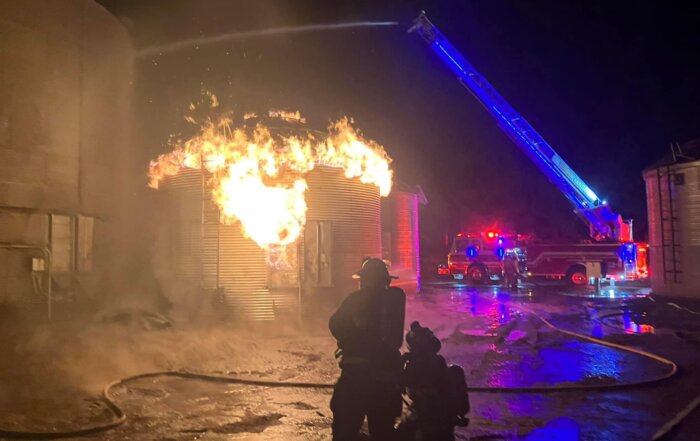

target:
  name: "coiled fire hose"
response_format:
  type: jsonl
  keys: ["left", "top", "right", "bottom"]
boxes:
{"left": 0, "top": 301, "right": 682, "bottom": 440}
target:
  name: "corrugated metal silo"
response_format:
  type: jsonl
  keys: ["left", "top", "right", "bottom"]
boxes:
{"left": 153, "top": 120, "right": 386, "bottom": 320}
{"left": 157, "top": 169, "right": 288, "bottom": 320}
{"left": 381, "top": 185, "right": 426, "bottom": 291}
{"left": 304, "top": 166, "right": 382, "bottom": 304}
{"left": 643, "top": 139, "right": 700, "bottom": 297}
{"left": 156, "top": 169, "right": 204, "bottom": 286}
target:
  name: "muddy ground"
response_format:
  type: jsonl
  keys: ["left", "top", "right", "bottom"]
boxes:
{"left": 1, "top": 281, "right": 699, "bottom": 441}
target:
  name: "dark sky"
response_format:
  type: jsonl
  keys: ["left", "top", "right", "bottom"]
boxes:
{"left": 99, "top": 0, "right": 699, "bottom": 252}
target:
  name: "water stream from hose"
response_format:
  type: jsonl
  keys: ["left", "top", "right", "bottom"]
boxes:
{"left": 137, "top": 21, "right": 399, "bottom": 57}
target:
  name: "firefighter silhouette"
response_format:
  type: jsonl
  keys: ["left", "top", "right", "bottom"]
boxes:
{"left": 329, "top": 258, "right": 406, "bottom": 441}
{"left": 502, "top": 252, "right": 520, "bottom": 289}
{"left": 399, "top": 321, "right": 469, "bottom": 441}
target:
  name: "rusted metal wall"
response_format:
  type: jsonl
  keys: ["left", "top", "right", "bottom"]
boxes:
{"left": 644, "top": 161, "right": 700, "bottom": 297}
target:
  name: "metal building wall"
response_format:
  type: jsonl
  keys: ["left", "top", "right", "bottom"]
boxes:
{"left": 383, "top": 191, "right": 421, "bottom": 283}
{"left": 644, "top": 161, "right": 700, "bottom": 297}
{"left": 157, "top": 166, "right": 383, "bottom": 318}
{"left": 0, "top": 0, "right": 133, "bottom": 312}
{"left": 305, "top": 166, "right": 382, "bottom": 303}
{"left": 158, "top": 169, "right": 296, "bottom": 321}
{"left": 157, "top": 169, "right": 203, "bottom": 286}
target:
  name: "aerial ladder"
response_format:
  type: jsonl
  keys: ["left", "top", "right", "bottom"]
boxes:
{"left": 409, "top": 12, "right": 633, "bottom": 243}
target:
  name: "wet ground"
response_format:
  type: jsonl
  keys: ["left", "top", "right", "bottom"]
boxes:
{"left": 414, "top": 281, "right": 700, "bottom": 440}
{"left": 1, "top": 280, "right": 700, "bottom": 440}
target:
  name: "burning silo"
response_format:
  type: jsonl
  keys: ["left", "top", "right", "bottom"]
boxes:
{"left": 643, "top": 139, "right": 700, "bottom": 298}
{"left": 156, "top": 168, "right": 288, "bottom": 320}
{"left": 0, "top": 0, "right": 132, "bottom": 318}
{"left": 149, "top": 109, "right": 391, "bottom": 320}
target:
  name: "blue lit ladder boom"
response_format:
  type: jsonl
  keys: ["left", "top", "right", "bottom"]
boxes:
{"left": 410, "top": 12, "right": 629, "bottom": 242}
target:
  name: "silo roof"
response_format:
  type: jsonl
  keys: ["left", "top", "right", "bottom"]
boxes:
{"left": 644, "top": 137, "right": 700, "bottom": 172}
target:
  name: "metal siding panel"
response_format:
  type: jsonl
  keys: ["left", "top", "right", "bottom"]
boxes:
{"left": 50, "top": 214, "right": 73, "bottom": 273}
{"left": 158, "top": 163, "right": 383, "bottom": 318}
{"left": 305, "top": 166, "right": 382, "bottom": 299}
{"left": 644, "top": 160, "right": 700, "bottom": 296}
{"left": 160, "top": 168, "right": 299, "bottom": 321}
{"left": 76, "top": 215, "right": 94, "bottom": 272}
{"left": 389, "top": 191, "right": 420, "bottom": 282}
{"left": 217, "top": 222, "right": 272, "bottom": 320}
{"left": 159, "top": 170, "right": 203, "bottom": 287}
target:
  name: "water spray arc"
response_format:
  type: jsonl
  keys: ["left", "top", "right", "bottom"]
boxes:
{"left": 137, "top": 21, "right": 399, "bottom": 57}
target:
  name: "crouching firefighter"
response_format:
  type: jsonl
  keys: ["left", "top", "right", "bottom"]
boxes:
{"left": 398, "top": 321, "right": 470, "bottom": 441}
{"left": 329, "top": 258, "right": 406, "bottom": 441}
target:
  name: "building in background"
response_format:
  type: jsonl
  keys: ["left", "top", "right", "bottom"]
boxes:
{"left": 0, "top": 0, "right": 133, "bottom": 318}
{"left": 643, "top": 138, "right": 700, "bottom": 298}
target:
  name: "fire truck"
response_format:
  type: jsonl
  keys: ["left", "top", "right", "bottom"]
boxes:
{"left": 525, "top": 241, "right": 649, "bottom": 284}
{"left": 445, "top": 231, "right": 525, "bottom": 283}
{"left": 411, "top": 13, "right": 648, "bottom": 285}
{"left": 443, "top": 231, "right": 647, "bottom": 285}
{"left": 445, "top": 233, "right": 648, "bottom": 285}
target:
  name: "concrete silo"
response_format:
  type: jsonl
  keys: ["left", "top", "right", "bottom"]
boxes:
{"left": 0, "top": 0, "right": 133, "bottom": 317}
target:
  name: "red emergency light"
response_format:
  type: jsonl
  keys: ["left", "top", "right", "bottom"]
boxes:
{"left": 485, "top": 231, "right": 499, "bottom": 239}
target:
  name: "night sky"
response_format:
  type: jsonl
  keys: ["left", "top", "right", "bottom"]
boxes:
{"left": 99, "top": 0, "right": 699, "bottom": 257}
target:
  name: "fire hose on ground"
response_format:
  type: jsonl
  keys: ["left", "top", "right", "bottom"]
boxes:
{"left": 0, "top": 303, "right": 688, "bottom": 441}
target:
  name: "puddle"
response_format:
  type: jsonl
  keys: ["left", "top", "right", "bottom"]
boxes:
{"left": 521, "top": 417, "right": 581, "bottom": 440}
{"left": 444, "top": 288, "right": 521, "bottom": 331}
{"left": 600, "top": 312, "right": 655, "bottom": 334}
{"left": 556, "top": 286, "right": 651, "bottom": 299}
{"left": 424, "top": 285, "right": 667, "bottom": 389}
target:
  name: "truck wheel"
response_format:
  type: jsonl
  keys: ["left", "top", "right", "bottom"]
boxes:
{"left": 566, "top": 265, "right": 587, "bottom": 286}
{"left": 468, "top": 265, "right": 487, "bottom": 284}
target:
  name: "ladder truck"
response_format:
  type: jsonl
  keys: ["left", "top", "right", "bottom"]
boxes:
{"left": 410, "top": 12, "right": 647, "bottom": 285}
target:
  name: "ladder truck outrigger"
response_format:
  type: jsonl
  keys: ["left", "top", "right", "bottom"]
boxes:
{"left": 411, "top": 12, "right": 648, "bottom": 285}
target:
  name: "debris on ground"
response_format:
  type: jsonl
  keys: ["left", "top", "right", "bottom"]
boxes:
{"left": 100, "top": 308, "right": 173, "bottom": 330}
{"left": 182, "top": 410, "right": 284, "bottom": 434}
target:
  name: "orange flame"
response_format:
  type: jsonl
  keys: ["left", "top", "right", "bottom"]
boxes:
{"left": 148, "top": 110, "right": 393, "bottom": 250}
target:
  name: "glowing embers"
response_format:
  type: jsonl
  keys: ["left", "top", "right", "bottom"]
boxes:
{"left": 148, "top": 105, "right": 393, "bottom": 253}
{"left": 268, "top": 109, "right": 306, "bottom": 123}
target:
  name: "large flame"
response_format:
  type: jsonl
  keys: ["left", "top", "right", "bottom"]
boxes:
{"left": 148, "top": 111, "right": 393, "bottom": 251}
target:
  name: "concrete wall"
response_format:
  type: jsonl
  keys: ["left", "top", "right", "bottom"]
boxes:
{"left": 0, "top": 0, "right": 133, "bottom": 309}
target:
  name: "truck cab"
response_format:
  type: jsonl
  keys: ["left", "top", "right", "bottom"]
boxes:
{"left": 447, "top": 231, "right": 525, "bottom": 283}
